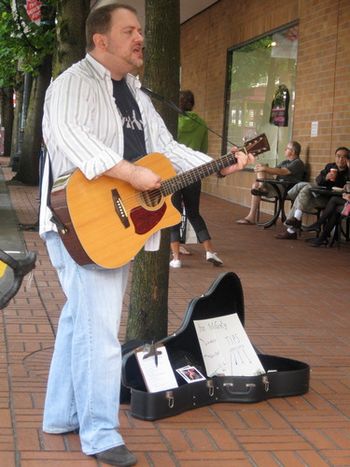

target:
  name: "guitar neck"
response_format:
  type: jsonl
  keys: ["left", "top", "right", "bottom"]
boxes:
{"left": 160, "top": 151, "right": 236, "bottom": 196}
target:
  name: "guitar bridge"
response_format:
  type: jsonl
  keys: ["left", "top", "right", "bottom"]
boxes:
{"left": 111, "top": 189, "right": 130, "bottom": 228}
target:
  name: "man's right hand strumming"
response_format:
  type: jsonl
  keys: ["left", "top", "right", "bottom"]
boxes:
{"left": 105, "top": 159, "right": 161, "bottom": 191}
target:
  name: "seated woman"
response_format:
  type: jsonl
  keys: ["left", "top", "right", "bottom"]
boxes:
{"left": 304, "top": 192, "right": 350, "bottom": 247}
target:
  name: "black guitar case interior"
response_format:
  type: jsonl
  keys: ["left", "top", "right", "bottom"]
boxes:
{"left": 122, "top": 272, "right": 310, "bottom": 420}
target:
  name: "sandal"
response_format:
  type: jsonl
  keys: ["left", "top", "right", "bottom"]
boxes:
{"left": 251, "top": 188, "right": 269, "bottom": 196}
{"left": 236, "top": 218, "right": 256, "bottom": 225}
{"left": 179, "top": 245, "right": 191, "bottom": 255}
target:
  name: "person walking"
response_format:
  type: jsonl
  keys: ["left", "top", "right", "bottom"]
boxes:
{"left": 170, "top": 90, "right": 223, "bottom": 268}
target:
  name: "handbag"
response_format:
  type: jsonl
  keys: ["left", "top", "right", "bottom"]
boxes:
{"left": 341, "top": 201, "right": 350, "bottom": 217}
{"left": 179, "top": 208, "right": 198, "bottom": 244}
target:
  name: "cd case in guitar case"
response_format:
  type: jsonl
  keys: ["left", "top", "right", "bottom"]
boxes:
{"left": 121, "top": 272, "right": 310, "bottom": 421}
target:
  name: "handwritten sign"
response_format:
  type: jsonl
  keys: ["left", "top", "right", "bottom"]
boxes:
{"left": 194, "top": 314, "right": 265, "bottom": 377}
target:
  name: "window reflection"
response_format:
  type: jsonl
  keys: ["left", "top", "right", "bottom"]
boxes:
{"left": 225, "top": 24, "right": 298, "bottom": 166}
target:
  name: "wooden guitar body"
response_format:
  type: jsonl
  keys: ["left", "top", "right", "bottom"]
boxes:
{"left": 50, "top": 134, "right": 270, "bottom": 268}
{"left": 51, "top": 153, "right": 180, "bottom": 269}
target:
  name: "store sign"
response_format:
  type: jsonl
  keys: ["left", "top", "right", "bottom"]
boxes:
{"left": 26, "top": 0, "right": 42, "bottom": 25}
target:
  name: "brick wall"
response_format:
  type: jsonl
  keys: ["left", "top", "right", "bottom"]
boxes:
{"left": 180, "top": 0, "right": 350, "bottom": 208}
{"left": 294, "top": 0, "right": 350, "bottom": 176}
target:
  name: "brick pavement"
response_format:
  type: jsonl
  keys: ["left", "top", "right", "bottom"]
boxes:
{"left": 0, "top": 158, "right": 349, "bottom": 466}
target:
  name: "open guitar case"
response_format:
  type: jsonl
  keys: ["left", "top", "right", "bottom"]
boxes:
{"left": 121, "top": 272, "right": 310, "bottom": 421}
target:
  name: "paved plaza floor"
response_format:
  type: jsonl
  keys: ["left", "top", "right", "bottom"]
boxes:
{"left": 0, "top": 158, "right": 349, "bottom": 466}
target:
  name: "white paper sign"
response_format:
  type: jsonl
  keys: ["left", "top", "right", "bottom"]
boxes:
{"left": 311, "top": 121, "right": 318, "bottom": 137}
{"left": 194, "top": 314, "right": 265, "bottom": 377}
{"left": 136, "top": 346, "right": 178, "bottom": 393}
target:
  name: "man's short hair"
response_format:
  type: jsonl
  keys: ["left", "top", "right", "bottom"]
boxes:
{"left": 335, "top": 146, "right": 350, "bottom": 159}
{"left": 290, "top": 140, "right": 301, "bottom": 156}
{"left": 86, "top": 2, "right": 137, "bottom": 51}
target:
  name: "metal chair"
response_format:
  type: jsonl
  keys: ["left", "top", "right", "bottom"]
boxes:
{"left": 329, "top": 214, "right": 350, "bottom": 247}
{"left": 256, "top": 179, "right": 296, "bottom": 228}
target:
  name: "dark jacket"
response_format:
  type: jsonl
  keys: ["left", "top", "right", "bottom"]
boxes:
{"left": 315, "top": 162, "right": 349, "bottom": 189}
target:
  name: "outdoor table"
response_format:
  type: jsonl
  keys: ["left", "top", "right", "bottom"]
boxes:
{"left": 310, "top": 186, "right": 344, "bottom": 197}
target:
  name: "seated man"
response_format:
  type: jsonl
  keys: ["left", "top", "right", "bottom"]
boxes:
{"left": 276, "top": 146, "right": 350, "bottom": 239}
{"left": 236, "top": 141, "right": 304, "bottom": 225}
{"left": 304, "top": 192, "right": 350, "bottom": 247}
{"left": 304, "top": 160, "right": 350, "bottom": 246}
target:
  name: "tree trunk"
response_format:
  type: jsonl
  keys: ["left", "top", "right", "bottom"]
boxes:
{"left": 10, "top": 80, "right": 23, "bottom": 164}
{"left": 14, "top": 0, "right": 89, "bottom": 183}
{"left": 15, "top": 56, "right": 52, "bottom": 185}
{"left": 11, "top": 73, "right": 32, "bottom": 173}
{"left": 126, "top": 0, "right": 180, "bottom": 342}
{"left": 0, "top": 87, "right": 14, "bottom": 157}
{"left": 53, "top": 0, "right": 90, "bottom": 77}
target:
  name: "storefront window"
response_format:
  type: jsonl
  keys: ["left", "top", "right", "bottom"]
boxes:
{"left": 224, "top": 23, "right": 298, "bottom": 166}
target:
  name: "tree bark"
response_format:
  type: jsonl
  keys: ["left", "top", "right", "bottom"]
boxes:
{"left": 126, "top": 0, "right": 180, "bottom": 342}
{"left": 0, "top": 87, "right": 14, "bottom": 157}
{"left": 10, "top": 80, "right": 23, "bottom": 164}
{"left": 53, "top": 0, "right": 90, "bottom": 77}
{"left": 11, "top": 73, "right": 32, "bottom": 173}
{"left": 14, "top": 0, "right": 90, "bottom": 183}
{"left": 15, "top": 57, "right": 52, "bottom": 185}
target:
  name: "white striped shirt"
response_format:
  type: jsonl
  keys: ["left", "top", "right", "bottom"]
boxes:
{"left": 39, "top": 54, "right": 212, "bottom": 251}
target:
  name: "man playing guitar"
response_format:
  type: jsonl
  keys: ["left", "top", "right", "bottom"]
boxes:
{"left": 39, "top": 4, "right": 254, "bottom": 466}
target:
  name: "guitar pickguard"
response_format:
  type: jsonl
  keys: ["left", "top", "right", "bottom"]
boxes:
{"left": 130, "top": 203, "right": 167, "bottom": 234}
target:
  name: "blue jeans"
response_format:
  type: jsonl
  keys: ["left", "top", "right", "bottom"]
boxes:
{"left": 42, "top": 232, "right": 130, "bottom": 455}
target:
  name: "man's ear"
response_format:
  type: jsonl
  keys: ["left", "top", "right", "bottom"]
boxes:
{"left": 93, "top": 33, "right": 108, "bottom": 51}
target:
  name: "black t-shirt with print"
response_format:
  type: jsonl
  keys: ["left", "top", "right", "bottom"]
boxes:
{"left": 112, "top": 78, "right": 147, "bottom": 162}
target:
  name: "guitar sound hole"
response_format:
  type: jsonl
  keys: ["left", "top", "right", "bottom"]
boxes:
{"left": 141, "top": 189, "right": 162, "bottom": 208}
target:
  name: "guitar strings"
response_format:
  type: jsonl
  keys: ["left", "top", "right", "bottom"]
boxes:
{"left": 115, "top": 152, "right": 237, "bottom": 210}
{"left": 113, "top": 138, "right": 267, "bottom": 209}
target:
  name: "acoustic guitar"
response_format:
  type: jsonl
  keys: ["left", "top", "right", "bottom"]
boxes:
{"left": 50, "top": 133, "right": 270, "bottom": 268}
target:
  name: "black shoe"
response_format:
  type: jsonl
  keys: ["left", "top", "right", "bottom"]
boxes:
{"left": 94, "top": 445, "right": 137, "bottom": 466}
{"left": 275, "top": 230, "right": 297, "bottom": 240}
{"left": 309, "top": 237, "right": 328, "bottom": 247}
{"left": 303, "top": 222, "right": 321, "bottom": 233}
{"left": 251, "top": 188, "right": 269, "bottom": 196}
{"left": 285, "top": 217, "right": 302, "bottom": 229}
{"left": 0, "top": 251, "right": 37, "bottom": 309}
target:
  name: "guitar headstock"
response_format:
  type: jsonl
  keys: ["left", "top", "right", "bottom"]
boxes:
{"left": 243, "top": 133, "right": 270, "bottom": 157}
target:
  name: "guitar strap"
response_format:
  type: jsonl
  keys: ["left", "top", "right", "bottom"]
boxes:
{"left": 41, "top": 146, "right": 66, "bottom": 232}
{"left": 37, "top": 144, "right": 53, "bottom": 209}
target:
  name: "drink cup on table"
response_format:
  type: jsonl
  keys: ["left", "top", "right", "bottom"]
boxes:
{"left": 345, "top": 181, "right": 350, "bottom": 194}
{"left": 329, "top": 168, "right": 338, "bottom": 181}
